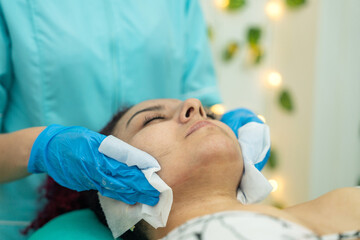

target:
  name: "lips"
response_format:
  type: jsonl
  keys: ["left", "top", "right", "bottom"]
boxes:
{"left": 185, "top": 120, "right": 215, "bottom": 137}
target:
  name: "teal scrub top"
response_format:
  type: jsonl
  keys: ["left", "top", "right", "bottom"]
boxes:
{"left": 0, "top": 0, "right": 222, "bottom": 239}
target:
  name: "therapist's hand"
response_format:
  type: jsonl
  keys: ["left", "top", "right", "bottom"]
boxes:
{"left": 220, "top": 108, "right": 264, "bottom": 138}
{"left": 221, "top": 108, "right": 269, "bottom": 171}
{"left": 28, "top": 124, "right": 160, "bottom": 206}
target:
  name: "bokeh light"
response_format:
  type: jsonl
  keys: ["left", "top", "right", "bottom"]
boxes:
{"left": 257, "top": 114, "right": 267, "bottom": 123}
{"left": 267, "top": 71, "right": 283, "bottom": 87}
{"left": 210, "top": 104, "right": 226, "bottom": 115}
{"left": 214, "top": 0, "right": 230, "bottom": 9}
{"left": 265, "top": 0, "right": 284, "bottom": 20}
{"left": 269, "top": 179, "right": 279, "bottom": 192}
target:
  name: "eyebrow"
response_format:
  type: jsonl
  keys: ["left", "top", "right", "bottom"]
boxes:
{"left": 126, "top": 105, "right": 165, "bottom": 128}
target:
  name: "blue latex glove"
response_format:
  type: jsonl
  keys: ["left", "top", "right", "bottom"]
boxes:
{"left": 221, "top": 108, "right": 270, "bottom": 171}
{"left": 28, "top": 124, "right": 160, "bottom": 206}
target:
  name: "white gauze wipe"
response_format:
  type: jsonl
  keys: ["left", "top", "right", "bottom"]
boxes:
{"left": 98, "top": 136, "right": 173, "bottom": 239}
{"left": 236, "top": 122, "right": 273, "bottom": 204}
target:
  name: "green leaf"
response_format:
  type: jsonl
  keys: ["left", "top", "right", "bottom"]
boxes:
{"left": 253, "top": 45, "right": 264, "bottom": 65}
{"left": 247, "top": 27, "right": 262, "bottom": 45}
{"left": 279, "top": 89, "right": 294, "bottom": 112}
{"left": 254, "top": 52, "right": 263, "bottom": 64}
{"left": 267, "top": 149, "right": 278, "bottom": 169}
{"left": 222, "top": 42, "right": 239, "bottom": 61}
{"left": 227, "top": 0, "right": 246, "bottom": 10}
{"left": 285, "top": 0, "right": 306, "bottom": 9}
{"left": 246, "top": 43, "right": 264, "bottom": 65}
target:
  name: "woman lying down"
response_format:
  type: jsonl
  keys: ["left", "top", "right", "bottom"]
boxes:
{"left": 27, "top": 99, "right": 360, "bottom": 240}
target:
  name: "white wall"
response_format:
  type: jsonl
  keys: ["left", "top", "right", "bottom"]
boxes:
{"left": 262, "top": 0, "right": 319, "bottom": 205}
{"left": 309, "top": 0, "right": 360, "bottom": 199}
{"left": 200, "top": 0, "right": 269, "bottom": 113}
{"left": 200, "top": 0, "right": 360, "bottom": 205}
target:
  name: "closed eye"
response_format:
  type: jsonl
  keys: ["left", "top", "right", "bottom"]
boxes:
{"left": 143, "top": 115, "right": 166, "bottom": 126}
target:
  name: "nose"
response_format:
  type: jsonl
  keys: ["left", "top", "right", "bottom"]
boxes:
{"left": 179, "top": 98, "right": 206, "bottom": 123}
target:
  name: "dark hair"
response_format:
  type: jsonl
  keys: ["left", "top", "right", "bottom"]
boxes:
{"left": 24, "top": 108, "right": 149, "bottom": 240}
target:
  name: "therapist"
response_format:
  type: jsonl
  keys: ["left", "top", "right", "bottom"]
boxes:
{"left": 0, "top": 1, "right": 222, "bottom": 239}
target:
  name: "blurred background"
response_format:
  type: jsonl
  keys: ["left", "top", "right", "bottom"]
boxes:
{"left": 199, "top": 0, "right": 360, "bottom": 207}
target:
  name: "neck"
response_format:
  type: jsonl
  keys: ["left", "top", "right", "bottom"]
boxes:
{"left": 149, "top": 188, "right": 242, "bottom": 239}
{"left": 147, "top": 152, "right": 244, "bottom": 239}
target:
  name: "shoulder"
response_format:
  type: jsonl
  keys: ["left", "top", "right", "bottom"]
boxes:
{"left": 285, "top": 187, "right": 360, "bottom": 234}
{"left": 326, "top": 186, "right": 360, "bottom": 196}
{"left": 288, "top": 187, "right": 360, "bottom": 210}
{"left": 316, "top": 187, "right": 360, "bottom": 206}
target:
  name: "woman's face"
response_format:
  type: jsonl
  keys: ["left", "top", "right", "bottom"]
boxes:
{"left": 114, "top": 98, "right": 243, "bottom": 188}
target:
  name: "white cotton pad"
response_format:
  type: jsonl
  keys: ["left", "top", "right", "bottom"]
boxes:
{"left": 97, "top": 136, "right": 173, "bottom": 239}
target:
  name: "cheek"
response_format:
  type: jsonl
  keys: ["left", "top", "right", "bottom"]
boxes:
{"left": 217, "top": 121, "right": 239, "bottom": 142}
{"left": 128, "top": 124, "right": 176, "bottom": 163}
{"left": 128, "top": 124, "right": 188, "bottom": 187}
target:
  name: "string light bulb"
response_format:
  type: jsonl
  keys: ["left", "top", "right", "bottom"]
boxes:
{"left": 214, "top": 0, "right": 230, "bottom": 9}
{"left": 265, "top": 0, "right": 284, "bottom": 20}
{"left": 210, "top": 104, "right": 226, "bottom": 116}
{"left": 269, "top": 179, "right": 279, "bottom": 192}
{"left": 267, "top": 71, "right": 283, "bottom": 87}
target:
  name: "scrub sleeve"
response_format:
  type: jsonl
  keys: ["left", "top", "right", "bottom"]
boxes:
{"left": 0, "top": 5, "right": 48, "bottom": 240}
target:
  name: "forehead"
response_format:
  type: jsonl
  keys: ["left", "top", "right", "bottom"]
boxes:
{"left": 127, "top": 98, "right": 181, "bottom": 116}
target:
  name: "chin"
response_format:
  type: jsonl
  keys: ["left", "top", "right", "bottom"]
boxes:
{"left": 193, "top": 132, "right": 242, "bottom": 165}
{"left": 162, "top": 133, "right": 242, "bottom": 189}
